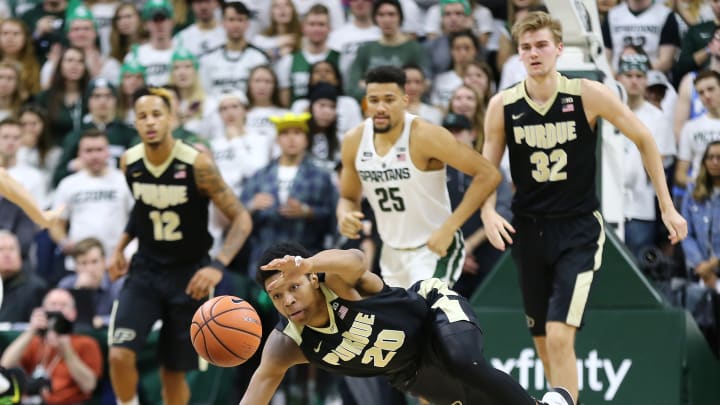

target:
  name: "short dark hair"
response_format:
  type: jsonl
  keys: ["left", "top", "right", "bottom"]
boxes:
{"left": 72, "top": 237, "right": 105, "bottom": 258}
{"left": 694, "top": 69, "right": 720, "bottom": 87}
{"left": 79, "top": 127, "right": 107, "bottom": 143}
{"left": 256, "top": 242, "right": 312, "bottom": 288}
{"left": 132, "top": 86, "right": 172, "bottom": 111}
{"left": 365, "top": 65, "right": 406, "bottom": 89}
{"left": 0, "top": 117, "right": 21, "bottom": 131}
{"left": 221, "top": 0, "right": 251, "bottom": 17}
{"left": 372, "top": 0, "right": 403, "bottom": 25}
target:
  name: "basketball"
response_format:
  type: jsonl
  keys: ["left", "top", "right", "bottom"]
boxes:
{"left": 190, "top": 296, "right": 262, "bottom": 367}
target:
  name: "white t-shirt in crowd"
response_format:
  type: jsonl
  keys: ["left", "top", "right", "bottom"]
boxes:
{"left": 174, "top": 24, "right": 227, "bottom": 58}
{"left": 678, "top": 114, "right": 720, "bottom": 181}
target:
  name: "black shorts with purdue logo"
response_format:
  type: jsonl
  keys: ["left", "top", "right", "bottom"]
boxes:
{"left": 109, "top": 253, "right": 209, "bottom": 370}
{"left": 510, "top": 211, "right": 605, "bottom": 336}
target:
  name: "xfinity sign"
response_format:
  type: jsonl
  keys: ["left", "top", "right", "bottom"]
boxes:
{"left": 491, "top": 348, "right": 632, "bottom": 400}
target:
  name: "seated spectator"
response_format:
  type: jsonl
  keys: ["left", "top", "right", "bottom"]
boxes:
{"left": 50, "top": 128, "right": 133, "bottom": 271}
{"left": 109, "top": 2, "right": 147, "bottom": 64}
{"left": 17, "top": 105, "right": 62, "bottom": 198}
{"left": 57, "top": 237, "right": 124, "bottom": 328}
{"left": 168, "top": 46, "right": 215, "bottom": 137}
{"left": 31, "top": 47, "right": 91, "bottom": 146}
{"left": 240, "top": 112, "right": 338, "bottom": 271}
{"left": 252, "top": 0, "right": 302, "bottom": 64}
{"left": 403, "top": 63, "right": 444, "bottom": 125}
{"left": 0, "top": 118, "right": 46, "bottom": 207}
{"left": 423, "top": 0, "right": 480, "bottom": 77}
{"left": 245, "top": 65, "right": 291, "bottom": 138}
{"left": 0, "top": 230, "right": 47, "bottom": 323}
{"left": 40, "top": 5, "right": 121, "bottom": 88}
{"left": 173, "top": 0, "right": 225, "bottom": 59}
{"left": 290, "top": 61, "right": 363, "bottom": 140}
{"left": 675, "top": 70, "right": 720, "bottom": 189}
{"left": 0, "top": 62, "right": 24, "bottom": 120}
{"left": 681, "top": 140, "right": 720, "bottom": 292}
{"left": 52, "top": 78, "right": 138, "bottom": 187}
{"left": 123, "top": 0, "right": 177, "bottom": 87}
{"left": 116, "top": 58, "right": 147, "bottom": 126}
{"left": 275, "top": 4, "right": 338, "bottom": 106}
{"left": 20, "top": 0, "right": 68, "bottom": 64}
{"left": 431, "top": 30, "right": 482, "bottom": 110}
{"left": 0, "top": 18, "right": 41, "bottom": 100}
{"left": 347, "top": 0, "right": 429, "bottom": 101}
{"left": 0, "top": 288, "right": 103, "bottom": 405}
{"left": 675, "top": 0, "right": 720, "bottom": 80}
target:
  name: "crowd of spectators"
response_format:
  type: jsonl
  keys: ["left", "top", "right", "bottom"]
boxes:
{"left": 0, "top": 0, "right": 720, "bottom": 403}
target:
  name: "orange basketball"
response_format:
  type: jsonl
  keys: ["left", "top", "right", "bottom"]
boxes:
{"left": 190, "top": 296, "right": 262, "bottom": 367}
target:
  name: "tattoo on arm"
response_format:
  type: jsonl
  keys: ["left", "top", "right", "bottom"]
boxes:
{"left": 195, "top": 155, "right": 251, "bottom": 263}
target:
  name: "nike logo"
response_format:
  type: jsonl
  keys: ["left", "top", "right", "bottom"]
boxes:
{"left": 313, "top": 341, "right": 322, "bottom": 353}
{"left": 512, "top": 113, "right": 525, "bottom": 120}
{"left": 131, "top": 171, "right": 142, "bottom": 177}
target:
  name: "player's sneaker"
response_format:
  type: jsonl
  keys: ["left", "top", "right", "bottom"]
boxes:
{"left": 539, "top": 387, "right": 575, "bottom": 405}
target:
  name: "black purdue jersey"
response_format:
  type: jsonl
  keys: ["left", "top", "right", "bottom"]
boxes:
{"left": 124, "top": 141, "right": 212, "bottom": 265}
{"left": 503, "top": 75, "right": 598, "bottom": 217}
{"left": 277, "top": 284, "right": 429, "bottom": 377}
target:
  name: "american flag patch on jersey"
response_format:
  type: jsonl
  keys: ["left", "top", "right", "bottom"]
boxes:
{"left": 562, "top": 103, "right": 575, "bottom": 112}
{"left": 174, "top": 170, "right": 187, "bottom": 179}
{"left": 337, "top": 305, "right": 349, "bottom": 320}
{"left": 396, "top": 153, "right": 406, "bottom": 161}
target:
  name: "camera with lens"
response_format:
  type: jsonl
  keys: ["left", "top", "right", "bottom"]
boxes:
{"left": 38, "top": 311, "right": 73, "bottom": 337}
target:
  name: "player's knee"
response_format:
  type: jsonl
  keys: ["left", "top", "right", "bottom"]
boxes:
{"left": 159, "top": 367, "right": 186, "bottom": 384}
{"left": 545, "top": 324, "right": 575, "bottom": 355}
{"left": 109, "top": 347, "right": 136, "bottom": 369}
{"left": 436, "top": 323, "right": 487, "bottom": 373}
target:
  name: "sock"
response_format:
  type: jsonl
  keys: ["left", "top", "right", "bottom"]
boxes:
{"left": 117, "top": 395, "right": 139, "bottom": 405}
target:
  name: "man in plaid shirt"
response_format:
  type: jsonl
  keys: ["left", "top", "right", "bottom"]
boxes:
{"left": 241, "top": 112, "right": 338, "bottom": 275}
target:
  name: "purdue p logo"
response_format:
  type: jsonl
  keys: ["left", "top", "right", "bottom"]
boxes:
{"left": 112, "top": 328, "right": 137, "bottom": 344}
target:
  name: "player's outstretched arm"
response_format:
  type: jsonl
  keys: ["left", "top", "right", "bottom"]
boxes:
{"left": 480, "top": 93, "right": 516, "bottom": 251}
{"left": 336, "top": 127, "right": 365, "bottom": 240}
{"left": 187, "top": 153, "right": 253, "bottom": 299}
{"left": 240, "top": 330, "right": 307, "bottom": 405}
{"left": 0, "top": 168, "right": 57, "bottom": 228}
{"left": 260, "top": 249, "right": 384, "bottom": 298}
{"left": 412, "top": 119, "right": 501, "bottom": 256}
{"left": 583, "top": 79, "right": 688, "bottom": 244}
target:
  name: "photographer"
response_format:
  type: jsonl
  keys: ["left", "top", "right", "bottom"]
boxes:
{"left": 0, "top": 288, "right": 102, "bottom": 405}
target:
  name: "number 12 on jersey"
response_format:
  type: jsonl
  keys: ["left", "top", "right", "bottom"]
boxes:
{"left": 374, "top": 187, "right": 406, "bottom": 212}
{"left": 149, "top": 210, "right": 182, "bottom": 241}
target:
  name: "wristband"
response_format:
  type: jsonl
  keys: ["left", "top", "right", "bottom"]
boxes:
{"left": 209, "top": 258, "right": 226, "bottom": 271}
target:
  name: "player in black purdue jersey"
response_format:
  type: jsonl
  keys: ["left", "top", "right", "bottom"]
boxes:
{"left": 480, "top": 11, "right": 687, "bottom": 404}
{"left": 239, "top": 242, "right": 575, "bottom": 405}
{"left": 107, "top": 87, "right": 252, "bottom": 405}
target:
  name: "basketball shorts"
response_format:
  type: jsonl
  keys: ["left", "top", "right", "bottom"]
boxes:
{"left": 380, "top": 230, "right": 465, "bottom": 289}
{"left": 511, "top": 211, "right": 605, "bottom": 336}
{"left": 109, "top": 253, "right": 210, "bottom": 370}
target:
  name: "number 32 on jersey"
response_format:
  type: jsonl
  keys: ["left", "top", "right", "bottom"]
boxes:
{"left": 530, "top": 149, "right": 567, "bottom": 182}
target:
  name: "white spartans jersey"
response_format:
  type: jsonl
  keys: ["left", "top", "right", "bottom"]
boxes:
{"left": 174, "top": 25, "right": 227, "bottom": 58}
{"left": 607, "top": 3, "right": 672, "bottom": 70}
{"left": 124, "top": 44, "right": 173, "bottom": 86}
{"left": 678, "top": 114, "right": 720, "bottom": 181}
{"left": 199, "top": 46, "right": 269, "bottom": 98}
{"left": 356, "top": 112, "right": 452, "bottom": 249}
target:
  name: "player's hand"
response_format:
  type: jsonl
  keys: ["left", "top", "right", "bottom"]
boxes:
{"left": 186, "top": 267, "right": 223, "bottom": 300}
{"left": 427, "top": 225, "right": 455, "bottom": 257}
{"left": 108, "top": 250, "right": 128, "bottom": 281}
{"left": 338, "top": 211, "right": 364, "bottom": 239}
{"left": 40, "top": 204, "right": 64, "bottom": 229}
{"left": 661, "top": 208, "right": 688, "bottom": 245}
{"left": 260, "top": 255, "right": 311, "bottom": 289}
{"left": 480, "top": 209, "right": 515, "bottom": 251}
